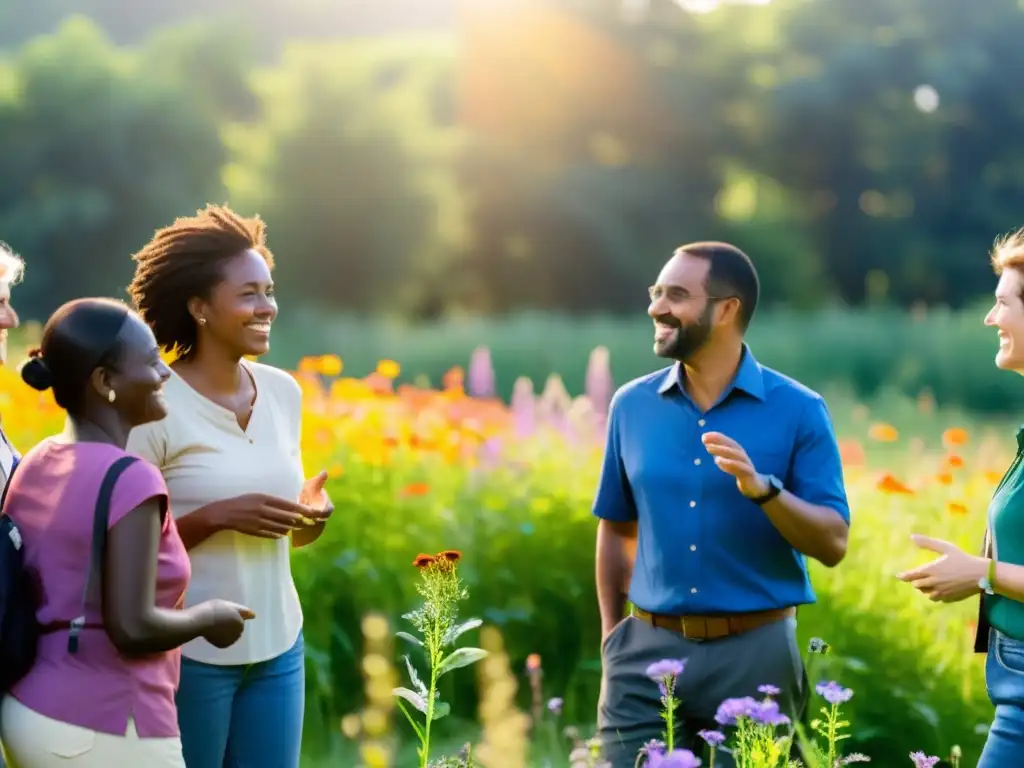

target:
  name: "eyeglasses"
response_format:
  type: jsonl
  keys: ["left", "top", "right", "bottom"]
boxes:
{"left": 648, "top": 286, "right": 736, "bottom": 302}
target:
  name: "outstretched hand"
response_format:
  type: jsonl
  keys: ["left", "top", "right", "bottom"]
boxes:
{"left": 300, "top": 470, "right": 333, "bottom": 522}
{"left": 896, "top": 534, "right": 988, "bottom": 603}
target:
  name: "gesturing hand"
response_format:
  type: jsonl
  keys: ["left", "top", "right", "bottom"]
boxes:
{"left": 701, "top": 431, "right": 769, "bottom": 498}
{"left": 218, "top": 493, "right": 319, "bottom": 539}
{"left": 896, "top": 534, "right": 989, "bottom": 603}
{"left": 300, "top": 470, "right": 334, "bottom": 522}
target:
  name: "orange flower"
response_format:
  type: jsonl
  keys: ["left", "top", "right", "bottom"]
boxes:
{"left": 437, "top": 549, "right": 462, "bottom": 563}
{"left": 413, "top": 554, "right": 436, "bottom": 569}
{"left": 947, "top": 501, "right": 968, "bottom": 515}
{"left": 877, "top": 473, "right": 913, "bottom": 494}
{"left": 401, "top": 482, "right": 431, "bottom": 497}
{"left": 525, "top": 653, "right": 541, "bottom": 672}
{"left": 942, "top": 427, "right": 969, "bottom": 448}
{"left": 868, "top": 423, "right": 899, "bottom": 442}
{"left": 946, "top": 454, "right": 964, "bottom": 469}
{"left": 443, "top": 366, "right": 465, "bottom": 391}
{"left": 936, "top": 472, "right": 953, "bottom": 486}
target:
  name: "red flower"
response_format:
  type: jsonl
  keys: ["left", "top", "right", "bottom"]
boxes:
{"left": 413, "top": 554, "right": 436, "bottom": 569}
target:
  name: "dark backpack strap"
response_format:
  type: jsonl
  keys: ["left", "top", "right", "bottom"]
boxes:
{"left": 68, "top": 455, "right": 138, "bottom": 654}
{"left": 0, "top": 461, "right": 14, "bottom": 514}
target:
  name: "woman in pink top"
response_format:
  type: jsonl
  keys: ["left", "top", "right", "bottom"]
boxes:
{"left": 0, "top": 298, "right": 254, "bottom": 768}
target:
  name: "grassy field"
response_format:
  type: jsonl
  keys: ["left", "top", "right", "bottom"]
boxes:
{"left": 0, "top": 318, "right": 1016, "bottom": 765}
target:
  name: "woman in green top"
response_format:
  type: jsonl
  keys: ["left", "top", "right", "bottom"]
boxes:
{"left": 899, "top": 229, "right": 1024, "bottom": 766}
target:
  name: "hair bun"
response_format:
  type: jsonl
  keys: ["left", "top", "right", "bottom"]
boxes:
{"left": 19, "top": 349, "right": 53, "bottom": 392}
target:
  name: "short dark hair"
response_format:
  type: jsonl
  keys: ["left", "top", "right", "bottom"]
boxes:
{"left": 127, "top": 204, "right": 273, "bottom": 359}
{"left": 19, "top": 298, "right": 132, "bottom": 415}
{"left": 674, "top": 241, "right": 760, "bottom": 330}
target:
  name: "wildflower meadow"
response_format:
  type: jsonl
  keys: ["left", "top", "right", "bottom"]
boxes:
{"left": 0, "top": 345, "right": 1008, "bottom": 766}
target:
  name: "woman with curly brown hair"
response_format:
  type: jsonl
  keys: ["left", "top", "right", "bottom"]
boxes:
{"left": 125, "top": 204, "right": 334, "bottom": 768}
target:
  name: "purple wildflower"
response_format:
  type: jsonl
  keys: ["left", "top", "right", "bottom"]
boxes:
{"left": 815, "top": 681, "right": 854, "bottom": 705}
{"left": 467, "top": 346, "right": 496, "bottom": 398}
{"left": 840, "top": 755, "right": 872, "bottom": 764}
{"left": 646, "top": 659, "right": 686, "bottom": 681}
{"left": 646, "top": 659, "right": 687, "bottom": 696}
{"left": 511, "top": 377, "right": 536, "bottom": 437}
{"left": 585, "top": 345, "right": 613, "bottom": 417}
{"left": 714, "top": 696, "right": 758, "bottom": 726}
{"left": 546, "top": 697, "right": 563, "bottom": 716}
{"left": 697, "top": 729, "right": 726, "bottom": 747}
{"left": 638, "top": 739, "right": 666, "bottom": 759}
{"left": 749, "top": 698, "right": 791, "bottom": 727}
{"left": 909, "top": 753, "right": 939, "bottom": 768}
{"left": 646, "top": 748, "right": 702, "bottom": 768}
{"left": 757, "top": 684, "right": 781, "bottom": 697}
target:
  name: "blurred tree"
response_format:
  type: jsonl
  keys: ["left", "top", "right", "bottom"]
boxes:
{"left": 0, "top": 16, "right": 233, "bottom": 317}
{"left": 223, "top": 36, "right": 466, "bottom": 316}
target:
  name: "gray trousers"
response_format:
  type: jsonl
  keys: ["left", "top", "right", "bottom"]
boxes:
{"left": 597, "top": 614, "right": 808, "bottom": 767}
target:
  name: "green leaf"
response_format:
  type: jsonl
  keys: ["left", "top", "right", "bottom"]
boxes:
{"left": 432, "top": 700, "right": 451, "bottom": 720}
{"left": 441, "top": 618, "right": 482, "bottom": 646}
{"left": 436, "top": 647, "right": 488, "bottom": 678}
{"left": 397, "top": 631, "right": 424, "bottom": 647}
{"left": 404, "top": 655, "right": 428, "bottom": 696}
{"left": 393, "top": 686, "right": 428, "bottom": 714}
{"left": 394, "top": 697, "right": 425, "bottom": 741}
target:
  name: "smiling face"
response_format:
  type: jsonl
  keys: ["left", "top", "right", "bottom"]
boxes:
{"left": 985, "top": 267, "right": 1024, "bottom": 374}
{"left": 647, "top": 252, "right": 738, "bottom": 361}
{"left": 99, "top": 314, "right": 172, "bottom": 426}
{"left": 189, "top": 249, "right": 277, "bottom": 359}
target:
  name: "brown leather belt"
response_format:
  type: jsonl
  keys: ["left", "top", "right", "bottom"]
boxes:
{"left": 633, "top": 606, "right": 796, "bottom": 640}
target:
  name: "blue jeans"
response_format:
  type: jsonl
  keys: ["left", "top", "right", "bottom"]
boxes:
{"left": 175, "top": 632, "right": 305, "bottom": 768}
{"left": 979, "top": 630, "right": 1024, "bottom": 767}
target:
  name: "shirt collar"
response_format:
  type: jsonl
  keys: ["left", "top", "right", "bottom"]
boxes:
{"left": 657, "top": 343, "right": 766, "bottom": 402}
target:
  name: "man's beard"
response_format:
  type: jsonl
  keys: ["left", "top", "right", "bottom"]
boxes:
{"left": 653, "top": 305, "right": 713, "bottom": 362}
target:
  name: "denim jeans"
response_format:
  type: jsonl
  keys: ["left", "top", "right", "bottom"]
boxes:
{"left": 175, "top": 631, "right": 305, "bottom": 768}
{"left": 978, "top": 629, "right": 1024, "bottom": 767}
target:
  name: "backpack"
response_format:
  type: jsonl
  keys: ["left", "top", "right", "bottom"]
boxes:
{"left": 0, "top": 454, "right": 139, "bottom": 692}
{"left": 0, "top": 461, "right": 38, "bottom": 692}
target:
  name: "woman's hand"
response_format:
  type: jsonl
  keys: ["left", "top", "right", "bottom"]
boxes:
{"left": 299, "top": 470, "right": 334, "bottom": 522}
{"left": 896, "top": 534, "right": 988, "bottom": 603}
{"left": 291, "top": 470, "right": 334, "bottom": 548}
{"left": 216, "top": 493, "right": 319, "bottom": 538}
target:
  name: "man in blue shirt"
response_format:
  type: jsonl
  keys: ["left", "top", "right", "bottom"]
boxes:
{"left": 594, "top": 242, "right": 850, "bottom": 766}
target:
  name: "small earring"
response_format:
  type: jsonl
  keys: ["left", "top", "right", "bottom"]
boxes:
{"left": 107, "top": 390, "right": 116, "bottom": 403}
{"left": 197, "top": 317, "right": 206, "bottom": 325}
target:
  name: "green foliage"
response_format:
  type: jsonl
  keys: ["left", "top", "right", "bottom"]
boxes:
{"left": 263, "top": 304, "right": 1019, "bottom": 416}
{"left": 0, "top": 16, "right": 229, "bottom": 316}
{"left": 223, "top": 35, "right": 465, "bottom": 316}
{"left": 291, "top": 386, "right": 999, "bottom": 764}
{"left": 4, "top": 1, "right": 1024, "bottom": 323}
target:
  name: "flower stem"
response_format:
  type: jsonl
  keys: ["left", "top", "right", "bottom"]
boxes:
{"left": 826, "top": 703, "right": 838, "bottom": 768}
{"left": 421, "top": 618, "right": 441, "bottom": 768}
{"left": 665, "top": 693, "right": 675, "bottom": 752}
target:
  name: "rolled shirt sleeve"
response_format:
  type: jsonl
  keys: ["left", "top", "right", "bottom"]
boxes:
{"left": 789, "top": 395, "right": 851, "bottom": 525}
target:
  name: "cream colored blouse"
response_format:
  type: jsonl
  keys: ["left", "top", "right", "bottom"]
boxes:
{"left": 127, "top": 361, "right": 305, "bottom": 665}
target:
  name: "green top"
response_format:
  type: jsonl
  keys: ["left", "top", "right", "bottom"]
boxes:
{"left": 985, "top": 426, "right": 1024, "bottom": 639}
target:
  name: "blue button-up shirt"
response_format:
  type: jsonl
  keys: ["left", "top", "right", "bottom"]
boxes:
{"left": 593, "top": 345, "right": 850, "bottom": 615}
